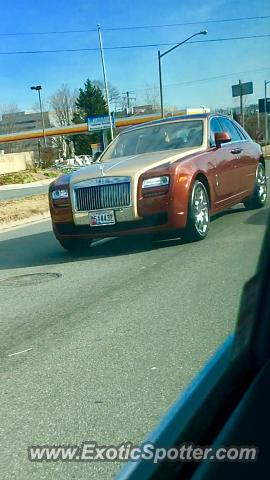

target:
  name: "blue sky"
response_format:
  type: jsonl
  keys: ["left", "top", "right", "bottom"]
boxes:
{"left": 0, "top": 0, "right": 269, "bottom": 113}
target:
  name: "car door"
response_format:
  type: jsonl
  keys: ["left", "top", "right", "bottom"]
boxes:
{"left": 217, "top": 117, "right": 247, "bottom": 197}
{"left": 208, "top": 116, "right": 238, "bottom": 207}
{"left": 231, "top": 121, "right": 258, "bottom": 195}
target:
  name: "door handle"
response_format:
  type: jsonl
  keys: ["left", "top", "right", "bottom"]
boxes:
{"left": 230, "top": 148, "right": 243, "bottom": 154}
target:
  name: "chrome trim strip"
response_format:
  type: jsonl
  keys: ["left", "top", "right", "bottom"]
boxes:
{"left": 73, "top": 176, "right": 131, "bottom": 188}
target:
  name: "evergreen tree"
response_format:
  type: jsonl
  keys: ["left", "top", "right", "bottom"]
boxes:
{"left": 72, "top": 79, "right": 108, "bottom": 155}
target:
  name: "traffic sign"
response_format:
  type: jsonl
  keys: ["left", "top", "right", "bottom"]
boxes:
{"left": 87, "top": 114, "right": 115, "bottom": 131}
{"left": 232, "top": 82, "right": 253, "bottom": 97}
{"left": 258, "top": 98, "right": 270, "bottom": 114}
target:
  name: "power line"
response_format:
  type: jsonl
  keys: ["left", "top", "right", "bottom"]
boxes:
{"left": 131, "top": 67, "right": 270, "bottom": 92}
{"left": 0, "top": 34, "right": 269, "bottom": 55}
{"left": 0, "top": 15, "right": 269, "bottom": 36}
{"left": 165, "top": 67, "right": 270, "bottom": 88}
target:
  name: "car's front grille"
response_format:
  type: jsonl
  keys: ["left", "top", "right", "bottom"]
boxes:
{"left": 74, "top": 181, "right": 131, "bottom": 211}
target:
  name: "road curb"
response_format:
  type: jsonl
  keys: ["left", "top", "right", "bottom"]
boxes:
{"left": 0, "top": 212, "right": 50, "bottom": 233}
{"left": 0, "top": 178, "right": 55, "bottom": 191}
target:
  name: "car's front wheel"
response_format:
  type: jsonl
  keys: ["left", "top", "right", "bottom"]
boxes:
{"left": 57, "top": 237, "right": 92, "bottom": 252}
{"left": 243, "top": 162, "right": 267, "bottom": 210}
{"left": 184, "top": 180, "right": 210, "bottom": 242}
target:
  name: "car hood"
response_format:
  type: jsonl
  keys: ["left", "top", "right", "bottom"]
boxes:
{"left": 69, "top": 146, "right": 203, "bottom": 185}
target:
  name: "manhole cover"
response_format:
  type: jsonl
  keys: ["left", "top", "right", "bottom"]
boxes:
{"left": 0, "top": 273, "right": 62, "bottom": 287}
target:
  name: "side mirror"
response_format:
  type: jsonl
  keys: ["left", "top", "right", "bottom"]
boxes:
{"left": 214, "top": 131, "right": 231, "bottom": 148}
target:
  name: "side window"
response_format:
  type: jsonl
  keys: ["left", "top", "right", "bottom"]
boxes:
{"left": 209, "top": 117, "right": 223, "bottom": 147}
{"left": 218, "top": 117, "right": 242, "bottom": 142}
{"left": 233, "top": 122, "right": 248, "bottom": 140}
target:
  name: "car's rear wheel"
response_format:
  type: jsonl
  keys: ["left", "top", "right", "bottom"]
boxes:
{"left": 184, "top": 180, "right": 210, "bottom": 242}
{"left": 57, "top": 237, "right": 92, "bottom": 252}
{"left": 243, "top": 162, "right": 267, "bottom": 210}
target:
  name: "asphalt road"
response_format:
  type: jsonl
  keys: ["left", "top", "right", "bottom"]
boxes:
{"left": 0, "top": 184, "right": 49, "bottom": 201}
{"left": 0, "top": 196, "right": 269, "bottom": 479}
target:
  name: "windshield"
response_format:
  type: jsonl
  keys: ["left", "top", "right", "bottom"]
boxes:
{"left": 101, "top": 120, "right": 203, "bottom": 161}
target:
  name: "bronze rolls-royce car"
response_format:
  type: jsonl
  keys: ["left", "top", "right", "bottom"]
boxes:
{"left": 49, "top": 113, "right": 267, "bottom": 251}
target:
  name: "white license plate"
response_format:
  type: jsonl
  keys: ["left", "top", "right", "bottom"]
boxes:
{"left": 89, "top": 210, "right": 115, "bottom": 226}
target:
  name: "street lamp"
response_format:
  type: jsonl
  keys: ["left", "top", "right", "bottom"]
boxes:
{"left": 264, "top": 80, "right": 270, "bottom": 144}
{"left": 30, "top": 85, "right": 47, "bottom": 147}
{"left": 158, "top": 30, "right": 208, "bottom": 118}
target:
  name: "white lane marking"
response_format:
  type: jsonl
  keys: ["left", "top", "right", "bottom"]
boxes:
{"left": 8, "top": 347, "right": 33, "bottom": 357}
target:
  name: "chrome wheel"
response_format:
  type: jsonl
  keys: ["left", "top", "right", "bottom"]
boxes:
{"left": 193, "top": 184, "right": 209, "bottom": 236}
{"left": 257, "top": 163, "right": 267, "bottom": 204}
{"left": 244, "top": 162, "right": 267, "bottom": 210}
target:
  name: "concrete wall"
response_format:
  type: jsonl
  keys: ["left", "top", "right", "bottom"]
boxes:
{"left": 0, "top": 151, "right": 34, "bottom": 174}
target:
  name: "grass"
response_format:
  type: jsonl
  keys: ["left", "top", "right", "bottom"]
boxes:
{"left": 0, "top": 194, "right": 49, "bottom": 225}
{"left": 0, "top": 168, "right": 60, "bottom": 186}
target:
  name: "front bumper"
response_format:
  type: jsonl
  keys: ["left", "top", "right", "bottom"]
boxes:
{"left": 53, "top": 212, "right": 172, "bottom": 239}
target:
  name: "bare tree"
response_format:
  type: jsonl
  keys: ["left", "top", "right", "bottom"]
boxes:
{"left": 0, "top": 103, "right": 20, "bottom": 153}
{"left": 48, "top": 85, "right": 78, "bottom": 158}
{"left": 92, "top": 80, "right": 121, "bottom": 111}
{"left": 49, "top": 84, "right": 77, "bottom": 127}
{"left": 143, "top": 85, "right": 160, "bottom": 109}
{"left": 31, "top": 100, "right": 49, "bottom": 114}
{"left": 0, "top": 103, "right": 20, "bottom": 132}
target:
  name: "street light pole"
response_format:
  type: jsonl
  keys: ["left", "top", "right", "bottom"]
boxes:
{"left": 158, "top": 51, "right": 164, "bottom": 118}
{"left": 97, "top": 24, "right": 114, "bottom": 140}
{"left": 264, "top": 80, "right": 270, "bottom": 144}
{"left": 30, "top": 85, "right": 47, "bottom": 147}
{"left": 37, "top": 88, "right": 46, "bottom": 147}
{"left": 158, "top": 30, "right": 208, "bottom": 118}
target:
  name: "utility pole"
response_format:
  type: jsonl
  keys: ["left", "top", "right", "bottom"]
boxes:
{"left": 97, "top": 24, "right": 114, "bottom": 140}
{"left": 122, "top": 91, "right": 135, "bottom": 115}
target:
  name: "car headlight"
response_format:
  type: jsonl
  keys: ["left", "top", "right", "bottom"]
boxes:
{"left": 51, "top": 189, "right": 69, "bottom": 200}
{"left": 142, "top": 176, "right": 170, "bottom": 189}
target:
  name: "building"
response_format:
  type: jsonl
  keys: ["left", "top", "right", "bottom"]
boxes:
{"left": 0, "top": 111, "right": 51, "bottom": 154}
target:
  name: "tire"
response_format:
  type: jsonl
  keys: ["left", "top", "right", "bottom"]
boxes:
{"left": 243, "top": 162, "right": 267, "bottom": 210}
{"left": 184, "top": 180, "right": 210, "bottom": 242}
{"left": 57, "top": 237, "right": 92, "bottom": 252}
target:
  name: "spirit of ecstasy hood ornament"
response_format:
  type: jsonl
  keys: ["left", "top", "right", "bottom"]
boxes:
{"left": 99, "top": 163, "right": 105, "bottom": 176}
